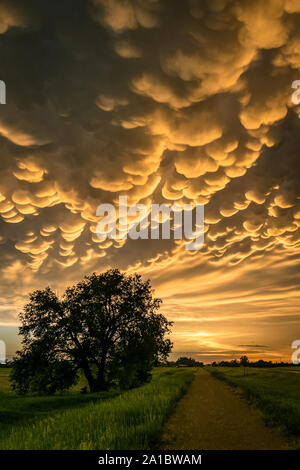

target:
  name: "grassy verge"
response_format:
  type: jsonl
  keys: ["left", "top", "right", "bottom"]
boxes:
{"left": 0, "top": 368, "right": 119, "bottom": 442}
{"left": 0, "top": 367, "right": 196, "bottom": 450}
{"left": 208, "top": 367, "right": 300, "bottom": 438}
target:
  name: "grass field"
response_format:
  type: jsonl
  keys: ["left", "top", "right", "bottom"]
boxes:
{"left": 0, "top": 367, "right": 196, "bottom": 450}
{"left": 208, "top": 367, "right": 300, "bottom": 439}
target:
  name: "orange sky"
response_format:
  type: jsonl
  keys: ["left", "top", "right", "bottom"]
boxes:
{"left": 0, "top": 0, "right": 300, "bottom": 362}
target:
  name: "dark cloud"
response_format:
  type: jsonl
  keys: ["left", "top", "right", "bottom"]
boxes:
{"left": 0, "top": 0, "right": 299, "bottom": 361}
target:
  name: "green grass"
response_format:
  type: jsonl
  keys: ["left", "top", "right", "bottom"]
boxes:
{"left": 208, "top": 366, "right": 300, "bottom": 438}
{"left": 0, "top": 368, "right": 120, "bottom": 443}
{"left": 0, "top": 368, "right": 13, "bottom": 394}
{"left": 0, "top": 367, "right": 196, "bottom": 450}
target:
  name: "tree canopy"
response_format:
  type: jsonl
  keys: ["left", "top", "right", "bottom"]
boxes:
{"left": 176, "top": 357, "right": 203, "bottom": 367}
{"left": 11, "top": 269, "right": 173, "bottom": 394}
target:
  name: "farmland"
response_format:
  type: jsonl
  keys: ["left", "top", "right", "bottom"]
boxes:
{"left": 208, "top": 367, "right": 300, "bottom": 439}
{"left": 2, "top": 365, "right": 300, "bottom": 450}
{"left": 0, "top": 367, "right": 195, "bottom": 450}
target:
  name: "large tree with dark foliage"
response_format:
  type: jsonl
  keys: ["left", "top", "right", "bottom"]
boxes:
{"left": 11, "top": 269, "right": 172, "bottom": 394}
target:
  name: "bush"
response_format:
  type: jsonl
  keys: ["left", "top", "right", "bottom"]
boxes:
{"left": 10, "top": 354, "right": 78, "bottom": 395}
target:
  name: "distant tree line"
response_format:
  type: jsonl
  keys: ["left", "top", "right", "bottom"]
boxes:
{"left": 157, "top": 355, "right": 294, "bottom": 369}
{"left": 157, "top": 356, "right": 204, "bottom": 367}
{"left": 209, "top": 357, "right": 295, "bottom": 368}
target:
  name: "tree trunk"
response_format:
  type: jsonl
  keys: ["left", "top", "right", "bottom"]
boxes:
{"left": 81, "top": 360, "right": 96, "bottom": 392}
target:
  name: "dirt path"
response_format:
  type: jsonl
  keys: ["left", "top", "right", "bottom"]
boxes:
{"left": 161, "top": 369, "right": 290, "bottom": 450}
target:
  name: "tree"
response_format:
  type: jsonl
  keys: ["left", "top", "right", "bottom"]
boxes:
{"left": 240, "top": 355, "right": 249, "bottom": 376}
{"left": 10, "top": 269, "right": 173, "bottom": 394}
{"left": 176, "top": 357, "right": 198, "bottom": 367}
{"left": 10, "top": 353, "right": 78, "bottom": 395}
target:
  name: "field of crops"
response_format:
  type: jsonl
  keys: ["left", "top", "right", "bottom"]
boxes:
{"left": 208, "top": 367, "right": 300, "bottom": 439}
{"left": 0, "top": 367, "right": 196, "bottom": 450}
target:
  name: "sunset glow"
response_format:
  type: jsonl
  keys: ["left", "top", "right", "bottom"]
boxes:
{"left": 0, "top": 0, "right": 300, "bottom": 362}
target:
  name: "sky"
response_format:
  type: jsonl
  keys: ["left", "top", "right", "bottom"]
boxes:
{"left": 0, "top": 0, "right": 300, "bottom": 362}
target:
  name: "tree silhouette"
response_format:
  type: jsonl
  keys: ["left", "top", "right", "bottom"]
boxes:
{"left": 176, "top": 357, "right": 200, "bottom": 367}
{"left": 240, "top": 355, "right": 249, "bottom": 376}
{"left": 11, "top": 269, "right": 172, "bottom": 394}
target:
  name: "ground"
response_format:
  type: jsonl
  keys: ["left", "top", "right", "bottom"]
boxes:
{"left": 161, "top": 368, "right": 292, "bottom": 450}
{"left": 1, "top": 366, "right": 300, "bottom": 449}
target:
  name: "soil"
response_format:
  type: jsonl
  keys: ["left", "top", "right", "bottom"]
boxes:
{"left": 161, "top": 368, "right": 291, "bottom": 450}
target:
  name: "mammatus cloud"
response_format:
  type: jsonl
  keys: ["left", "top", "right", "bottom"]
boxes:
{"left": 0, "top": 0, "right": 299, "bottom": 361}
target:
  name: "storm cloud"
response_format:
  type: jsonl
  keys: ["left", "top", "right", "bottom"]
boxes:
{"left": 0, "top": 0, "right": 299, "bottom": 361}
